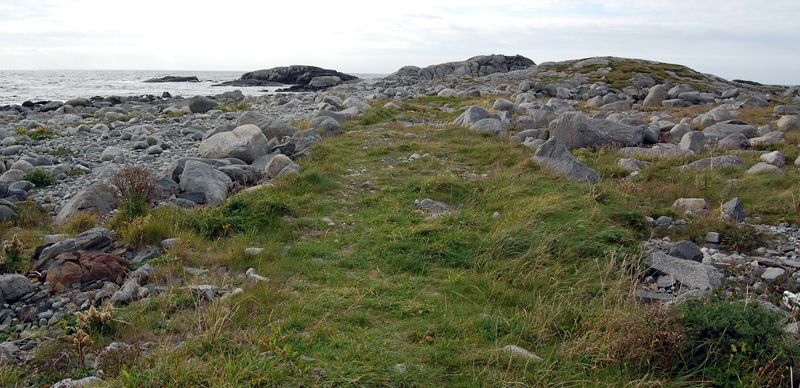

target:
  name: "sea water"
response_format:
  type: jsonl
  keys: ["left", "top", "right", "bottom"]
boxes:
{"left": 0, "top": 70, "right": 385, "bottom": 106}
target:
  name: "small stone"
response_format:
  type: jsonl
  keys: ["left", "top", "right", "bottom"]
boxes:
{"left": 503, "top": 344, "right": 543, "bottom": 361}
{"left": 244, "top": 248, "right": 264, "bottom": 256}
{"left": 391, "top": 364, "right": 408, "bottom": 374}
{"left": 183, "top": 267, "right": 209, "bottom": 276}
{"left": 311, "top": 258, "right": 326, "bottom": 264}
{"left": 160, "top": 238, "right": 180, "bottom": 248}
{"left": 762, "top": 267, "right": 786, "bottom": 282}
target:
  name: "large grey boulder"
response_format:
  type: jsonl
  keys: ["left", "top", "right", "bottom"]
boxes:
{"left": 679, "top": 131, "right": 706, "bottom": 154}
{"left": 491, "top": 98, "right": 515, "bottom": 112}
{"left": 703, "top": 120, "right": 757, "bottom": 139}
{"left": 746, "top": 162, "right": 784, "bottom": 175}
{"left": 0, "top": 274, "right": 36, "bottom": 304}
{"left": 291, "top": 129, "right": 324, "bottom": 151}
{"left": 237, "top": 111, "right": 299, "bottom": 140}
{"left": 548, "top": 112, "right": 645, "bottom": 150}
{"left": 647, "top": 252, "right": 725, "bottom": 291}
{"left": 777, "top": 115, "right": 800, "bottom": 131}
{"left": 670, "top": 123, "right": 694, "bottom": 140}
{"left": 717, "top": 133, "right": 750, "bottom": 150}
{"left": 532, "top": 138, "right": 601, "bottom": 183}
{"left": 197, "top": 124, "right": 268, "bottom": 164}
{"left": 721, "top": 197, "right": 745, "bottom": 222}
{"left": 307, "top": 116, "right": 342, "bottom": 136}
{"left": 189, "top": 96, "right": 218, "bottom": 114}
{"left": 760, "top": 151, "right": 786, "bottom": 166}
{"left": 469, "top": 119, "right": 508, "bottom": 136}
{"left": 642, "top": 85, "right": 667, "bottom": 107}
{"left": 264, "top": 154, "right": 293, "bottom": 179}
{"left": 100, "top": 146, "right": 123, "bottom": 162}
{"left": 669, "top": 240, "right": 704, "bottom": 262}
{"left": 453, "top": 106, "right": 498, "bottom": 127}
{"left": 308, "top": 76, "right": 342, "bottom": 88}
{"left": 179, "top": 160, "right": 232, "bottom": 206}
{"left": 53, "top": 182, "right": 118, "bottom": 226}
{"left": 512, "top": 129, "right": 549, "bottom": 142}
{"left": 163, "top": 157, "right": 231, "bottom": 183}
{"left": 679, "top": 155, "right": 747, "bottom": 171}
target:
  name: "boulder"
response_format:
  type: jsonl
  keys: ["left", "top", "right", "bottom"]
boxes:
{"left": 197, "top": 124, "right": 269, "bottom": 164}
{"left": 679, "top": 155, "right": 747, "bottom": 171}
{"left": 532, "top": 138, "right": 601, "bottom": 183}
{"left": 53, "top": 182, "right": 118, "bottom": 226}
{"left": 469, "top": 119, "right": 508, "bottom": 136}
{"left": 74, "top": 227, "right": 113, "bottom": 251}
{"left": 307, "top": 116, "right": 342, "bottom": 136}
{"left": 491, "top": 98, "right": 514, "bottom": 112}
{"left": 717, "top": 133, "right": 750, "bottom": 150}
{"left": 679, "top": 131, "right": 706, "bottom": 154}
{"left": 163, "top": 157, "right": 231, "bottom": 183}
{"left": 100, "top": 146, "right": 123, "bottom": 162}
{"left": 45, "top": 252, "right": 129, "bottom": 291}
{"left": 188, "top": 96, "right": 218, "bottom": 114}
{"left": 672, "top": 198, "right": 708, "bottom": 214}
{"left": 291, "top": 129, "right": 324, "bottom": 151}
{"left": 749, "top": 131, "right": 785, "bottom": 146}
{"left": 179, "top": 160, "right": 232, "bottom": 206}
{"left": 702, "top": 120, "right": 757, "bottom": 139}
{"left": 721, "top": 197, "right": 745, "bottom": 222}
{"left": 237, "top": 111, "right": 299, "bottom": 140}
{"left": 669, "top": 240, "right": 704, "bottom": 262}
{"left": 548, "top": 112, "right": 645, "bottom": 150}
{"left": 618, "top": 158, "right": 651, "bottom": 172}
{"left": 511, "top": 129, "right": 549, "bottom": 142}
{"left": 453, "top": 106, "right": 498, "bottom": 127}
{"left": 0, "top": 274, "right": 36, "bottom": 304}
{"left": 777, "top": 116, "right": 800, "bottom": 132}
{"left": 746, "top": 162, "right": 784, "bottom": 175}
{"left": 647, "top": 253, "right": 725, "bottom": 291}
{"left": 642, "top": 85, "right": 667, "bottom": 107}
{"left": 264, "top": 154, "right": 293, "bottom": 179}
{"left": 760, "top": 151, "right": 786, "bottom": 166}
{"left": 308, "top": 76, "right": 342, "bottom": 88}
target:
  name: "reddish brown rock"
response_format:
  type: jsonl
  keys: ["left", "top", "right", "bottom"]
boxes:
{"left": 44, "top": 252, "right": 129, "bottom": 292}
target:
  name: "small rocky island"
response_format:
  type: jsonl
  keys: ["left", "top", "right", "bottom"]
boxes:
{"left": 142, "top": 76, "right": 200, "bottom": 83}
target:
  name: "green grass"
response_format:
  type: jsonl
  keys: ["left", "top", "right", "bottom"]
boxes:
{"left": 7, "top": 95, "right": 799, "bottom": 387}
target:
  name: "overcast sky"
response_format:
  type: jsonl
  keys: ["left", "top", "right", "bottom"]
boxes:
{"left": 1, "top": 0, "right": 797, "bottom": 85}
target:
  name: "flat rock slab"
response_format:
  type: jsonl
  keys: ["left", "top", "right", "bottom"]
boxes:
{"left": 679, "top": 155, "right": 747, "bottom": 171}
{"left": 647, "top": 252, "right": 725, "bottom": 291}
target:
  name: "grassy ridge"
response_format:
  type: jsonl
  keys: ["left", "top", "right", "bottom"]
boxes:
{"left": 2, "top": 95, "right": 799, "bottom": 387}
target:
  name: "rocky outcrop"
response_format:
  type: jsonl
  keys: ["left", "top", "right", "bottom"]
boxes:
{"left": 218, "top": 65, "right": 358, "bottom": 90}
{"left": 391, "top": 54, "right": 535, "bottom": 80}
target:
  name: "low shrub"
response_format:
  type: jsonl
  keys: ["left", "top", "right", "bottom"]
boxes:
{"left": 23, "top": 170, "right": 56, "bottom": 188}
{"left": 108, "top": 166, "right": 160, "bottom": 221}
{"left": 676, "top": 299, "right": 799, "bottom": 387}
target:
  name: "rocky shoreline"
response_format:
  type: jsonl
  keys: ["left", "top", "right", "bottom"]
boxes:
{"left": 1, "top": 54, "right": 800, "bottom": 382}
